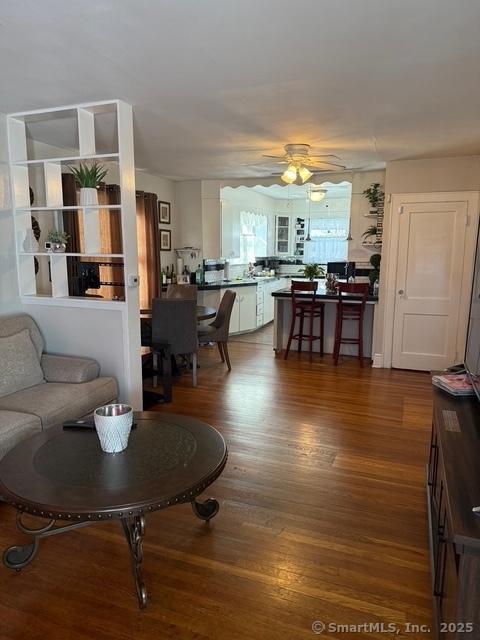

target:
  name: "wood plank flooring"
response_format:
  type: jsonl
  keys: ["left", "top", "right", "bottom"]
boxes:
{"left": 0, "top": 340, "right": 433, "bottom": 640}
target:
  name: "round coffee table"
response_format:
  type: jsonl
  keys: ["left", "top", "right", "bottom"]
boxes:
{"left": 0, "top": 412, "right": 227, "bottom": 609}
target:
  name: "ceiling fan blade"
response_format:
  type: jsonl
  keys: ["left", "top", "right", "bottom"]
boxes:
{"left": 262, "top": 154, "right": 288, "bottom": 160}
{"left": 304, "top": 161, "right": 346, "bottom": 171}
{"left": 308, "top": 154, "right": 343, "bottom": 161}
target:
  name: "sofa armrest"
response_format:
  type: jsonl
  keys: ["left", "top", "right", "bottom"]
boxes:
{"left": 41, "top": 353, "right": 100, "bottom": 383}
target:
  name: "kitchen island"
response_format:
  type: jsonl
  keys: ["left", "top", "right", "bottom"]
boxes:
{"left": 272, "top": 284, "right": 378, "bottom": 359}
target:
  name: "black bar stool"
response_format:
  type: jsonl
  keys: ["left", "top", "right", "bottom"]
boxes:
{"left": 284, "top": 281, "right": 325, "bottom": 361}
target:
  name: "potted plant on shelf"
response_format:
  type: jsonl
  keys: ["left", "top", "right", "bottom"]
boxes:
{"left": 301, "top": 263, "right": 325, "bottom": 281}
{"left": 47, "top": 230, "right": 69, "bottom": 253}
{"left": 69, "top": 162, "right": 107, "bottom": 206}
{"left": 362, "top": 182, "right": 384, "bottom": 215}
{"left": 362, "top": 225, "right": 378, "bottom": 245}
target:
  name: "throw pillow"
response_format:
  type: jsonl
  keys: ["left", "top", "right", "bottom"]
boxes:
{"left": 0, "top": 329, "right": 45, "bottom": 398}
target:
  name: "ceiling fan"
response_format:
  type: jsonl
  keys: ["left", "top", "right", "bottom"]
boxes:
{"left": 254, "top": 143, "right": 346, "bottom": 184}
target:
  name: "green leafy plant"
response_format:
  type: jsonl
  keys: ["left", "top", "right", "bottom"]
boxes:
{"left": 362, "top": 182, "right": 384, "bottom": 208}
{"left": 301, "top": 263, "right": 325, "bottom": 280}
{"left": 47, "top": 229, "right": 69, "bottom": 245}
{"left": 369, "top": 253, "right": 381, "bottom": 287}
{"left": 69, "top": 162, "right": 107, "bottom": 188}
{"left": 362, "top": 225, "right": 378, "bottom": 240}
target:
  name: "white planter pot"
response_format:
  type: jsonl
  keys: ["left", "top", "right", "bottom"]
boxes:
{"left": 51, "top": 242, "right": 66, "bottom": 253}
{"left": 23, "top": 229, "right": 39, "bottom": 253}
{"left": 94, "top": 404, "right": 133, "bottom": 453}
{"left": 79, "top": 187, "right": 99, "bottom": 207}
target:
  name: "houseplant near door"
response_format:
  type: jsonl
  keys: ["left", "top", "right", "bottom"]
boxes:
{"left": 362, "top": 182, "right": 384, "bottom": 214}
{"left": 301, "top": 263, "right": 325, "bottom": 281}
{"left": 69, "top": 162, "right": 108, "bottom": 206}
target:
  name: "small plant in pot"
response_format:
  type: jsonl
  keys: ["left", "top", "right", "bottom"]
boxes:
{"left": 69, "top": 162, "right": 107, "bottom": 206}
{"left": 369, "top": 253, "right": 381, "bottom": 293}
{"left": 362, "top": 225, "right": 378, "bottom": 244}
{"left": 47, "top": 230, "right": 69, "bottom": 253}
{"left": 301, "top": 263, "right": 325, "bottom": 281}
{"left": 362, "top": 182, "right": 384, "bottom": 214}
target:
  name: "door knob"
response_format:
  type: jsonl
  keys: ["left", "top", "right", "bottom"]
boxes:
{"left": 398, "top": 289, "right": 404, "bottom": 295}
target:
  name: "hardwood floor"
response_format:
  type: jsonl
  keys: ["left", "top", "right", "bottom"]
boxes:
{"left": 0, "top": 340, "right": 433, "bottom": 639}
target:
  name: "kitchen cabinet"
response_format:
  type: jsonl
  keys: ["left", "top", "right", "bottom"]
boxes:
{"left": 263, "top": 278, "right": 288, "bottom": 324}
{"left": 275, "top": 215, "right": 291, "bottom": 255}
{"left": 221, "top": 201, "right": 241, "bottom": 259}
{"left": 223, "top": 285, "right": 257, "bottom": 334}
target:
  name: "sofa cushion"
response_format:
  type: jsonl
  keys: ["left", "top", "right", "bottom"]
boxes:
{"left": 0, "top": 377, "right": 118, "bottom": 430}
{"left": 0, "top": 410, "right": 42, "bottom": 459}
{"left": 0, "top": 329, "right": 45, "bottom": 398}
{"left": 0, "top": 313, "right": 44, "bottom": 360}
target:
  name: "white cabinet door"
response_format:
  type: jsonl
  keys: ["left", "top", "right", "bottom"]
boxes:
{"left": 221, "top": 203, "right": 241, "bottom": 259}
{"left": 238, "top": 286, "right": 257, "bottom": 332}
{"left": 263, "top": 282, "right": 274, "bottom": 324}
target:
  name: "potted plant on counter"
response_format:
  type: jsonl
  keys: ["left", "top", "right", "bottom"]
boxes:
{"left": 369, "top": 253, "right": 381, "bottom": 294}
{"left": 69, "top": 162, "right": 108, "bottom": 206}
{"left": 47, "top": 230, "right": 69, "bottom": 253}
{"left": 301, "top": 263, "right": 325, "bottom": 281}
{"left": 362, "top": 182, "right": 384, "bottom": 215}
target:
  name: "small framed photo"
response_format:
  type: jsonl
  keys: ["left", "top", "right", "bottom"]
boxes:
{"left": 158, "top": 201, "right": 171, "bottom": 224}
{"left": 160, "top": 229, "right": 171, "bottom": 251}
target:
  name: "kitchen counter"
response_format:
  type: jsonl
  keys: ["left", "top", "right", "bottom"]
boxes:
{"left": 197, "top": 277, "right": 280, "bottom": 291}
{"left": 272, "top": 285, "right": 378, "bottom": 359}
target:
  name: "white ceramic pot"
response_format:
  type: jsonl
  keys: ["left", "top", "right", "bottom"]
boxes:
{"left": 79, "top": 187, "right": 99, "bottom": 207}
{"left": 94, "top": 404, "right": 133, "bottom": 453}
{"left": 23, "top": 229, "right": 39, "bottom": 253}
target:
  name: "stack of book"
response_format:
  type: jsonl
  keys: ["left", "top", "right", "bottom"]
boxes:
{"left": 432, "top": 373, "right": 475, "bottom": 396}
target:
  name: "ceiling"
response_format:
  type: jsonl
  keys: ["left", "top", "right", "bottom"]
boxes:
{"left": 2, "top": 0, "right": 480, "bottom": 180}
{"left": 251, "top": 183, "right": 351, "bottom": 200}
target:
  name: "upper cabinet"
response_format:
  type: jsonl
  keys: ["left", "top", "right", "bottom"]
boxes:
{"left": 275, "top": 215, "right": 291, "bottom": 255}
{"left": 221, "top": 200, "right": 241, "bottom": 259}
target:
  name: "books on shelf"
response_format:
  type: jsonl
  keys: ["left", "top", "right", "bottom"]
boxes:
{"left": 432, "top": 373, "right": 475, "bottom": 396}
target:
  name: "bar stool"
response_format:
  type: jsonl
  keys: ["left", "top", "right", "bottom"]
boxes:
{"left": 333, "top": 283, "right": 369, "bottom": 367}
{"left": 284, "top": 281, "right": 325, "bottom": 361}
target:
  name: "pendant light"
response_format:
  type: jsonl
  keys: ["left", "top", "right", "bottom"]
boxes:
{"left": 281, "top": 164, "right": 297, "bottom": 184}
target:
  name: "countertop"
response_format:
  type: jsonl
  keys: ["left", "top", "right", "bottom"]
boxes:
{"left": 272, "top": 286, "right": 378, "bottom": 302}
{"left": 197, "top": 276, "right": 282, "bottom": 291}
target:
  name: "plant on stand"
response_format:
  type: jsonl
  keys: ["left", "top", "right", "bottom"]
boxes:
{"left": 361, "top": 225, "right": 378, "bottom": 245}
{"left": 301, "top": 263, "right": 325, "bottom": 281}
{"left": 47, "top": 230, "right": 69, "bottom": 253}
{"left": 362, "top": 182, "right": 384, "bottom": 214}
{"left": 69, "top": 162, "right": 107, "bottom": 206}
{"left": 368, "top": 253, "right": 381, "bottom": 293}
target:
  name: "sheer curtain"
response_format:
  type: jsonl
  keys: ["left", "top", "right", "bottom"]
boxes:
{"left": 240, "top": 211, "right": 268, "bottom": 263}
{"left": 303, "top": 217, "right": 348, "bottom": 264}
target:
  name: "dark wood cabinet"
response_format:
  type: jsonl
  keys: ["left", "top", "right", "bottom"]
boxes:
{"left": 428, "top": 389, "right": 480, "bottom": 638}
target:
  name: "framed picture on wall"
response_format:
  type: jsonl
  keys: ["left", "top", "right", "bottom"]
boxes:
{"left": 160, "top": 229, "right": 171, "bottom": 251}
{"left": 158, "top": 201, "right": 171, "bottom": 224}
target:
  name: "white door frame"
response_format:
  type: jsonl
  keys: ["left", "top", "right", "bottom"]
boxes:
{"left": 381, "top": 191, "right": 480, "bottom": 369}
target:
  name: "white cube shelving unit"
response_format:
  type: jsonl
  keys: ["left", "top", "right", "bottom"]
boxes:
{"left": 7, "top": 100, "right": 135, "bottom": 306}
{"left": 7, "top": 100, "right": 142, "bottom": 409}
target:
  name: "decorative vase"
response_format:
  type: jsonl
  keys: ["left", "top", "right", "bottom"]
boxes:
{"left": 23, "top": 228, "right": 39, "bottom": 253}
{"left": 79, "top": 187, "right": 98, "bottom": 207}
{"left": 51, "top": 242, "right": 66, "bottom": 253}
{"left": 94, "top": 404, "right": 133, "bottom": 454}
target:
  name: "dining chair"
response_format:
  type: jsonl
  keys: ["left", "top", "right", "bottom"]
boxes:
{"left": 151, "top": 297, "right": 198, "bottom": 386}
{"left": 333, "top": 282, "right": 369, "bottom": 366}
{"left": 198, "top": 290, "right": 236, "bottom": 370}
{"left": 284, "top": 280, "right": 325, "bottom": 361}
{"left": 165, "top": 284, "right": 198, "bottom": 300}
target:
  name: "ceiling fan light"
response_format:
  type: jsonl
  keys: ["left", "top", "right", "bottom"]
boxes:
{"left": 281, "top": 165, "right": 297, "bottom": 184}
{"left": 310, "top": 189, "right": 327, "bottom": 202}
{"left": 298, "top": 166, "right": 313, "bottom": 183}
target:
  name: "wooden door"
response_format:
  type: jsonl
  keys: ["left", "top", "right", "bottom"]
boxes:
{"left": 391, "top": 198, "right": 471, "bottom": 370}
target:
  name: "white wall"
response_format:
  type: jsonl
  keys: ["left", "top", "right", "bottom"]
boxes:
{"left": 373, "top": 155, "right": 480, "bottom": 365}
{"left": 0, "top": 111, "right": 20, "bottom": 313}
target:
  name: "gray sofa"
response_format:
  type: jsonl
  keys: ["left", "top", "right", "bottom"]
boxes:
{"left": 0, "top": 314, "right": 118, "bottom": 458}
